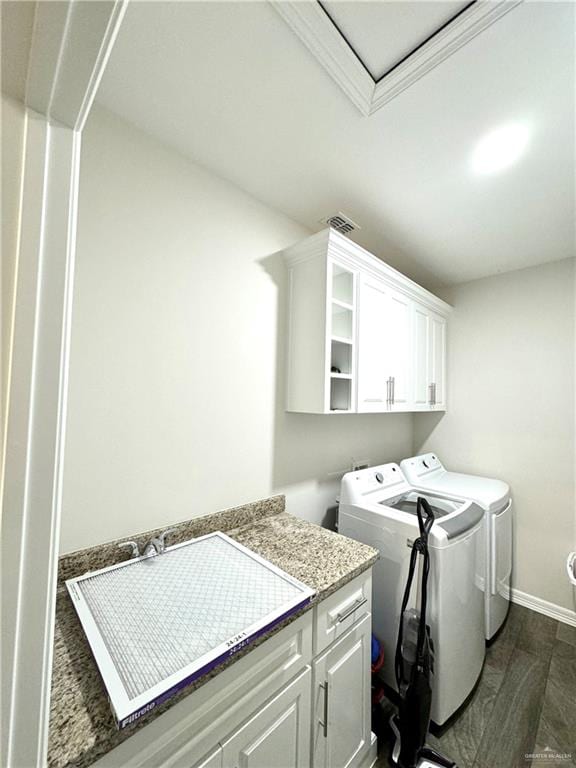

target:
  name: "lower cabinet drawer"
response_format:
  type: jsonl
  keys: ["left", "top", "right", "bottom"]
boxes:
{"left": 313, "top": 571, "right": 372, "bottom": 656}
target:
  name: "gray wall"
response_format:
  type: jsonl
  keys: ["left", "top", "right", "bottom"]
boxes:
{"left": 414, "top": 258, "right": 576, "bottom": 611}
{"left": 60, "top": 105, "right": 413, "bottom": 553}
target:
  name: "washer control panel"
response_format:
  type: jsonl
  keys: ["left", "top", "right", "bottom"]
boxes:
{"left": 342, "top": 463, "right": 408, "bottom": 499}
{"left": 402, "top": 453, "right": 444, "bottom": 479}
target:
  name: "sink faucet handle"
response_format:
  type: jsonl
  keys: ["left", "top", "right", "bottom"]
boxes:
{"left": 157, "top": 528, "right": 177, "bottom": 552}
{"left": 118, "top": 540, "right": 140, "bottom": 558}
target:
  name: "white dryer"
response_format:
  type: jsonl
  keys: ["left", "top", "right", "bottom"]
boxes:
{"left": 339, "top": 463, "right": 485, "bottom": 727}
{"left": 400, "top": 453, "right": 512, "bottom": 641}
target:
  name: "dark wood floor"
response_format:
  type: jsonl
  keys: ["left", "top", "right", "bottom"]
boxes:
{"left": 374, "top": 605, "right": 576, "bottom": 768}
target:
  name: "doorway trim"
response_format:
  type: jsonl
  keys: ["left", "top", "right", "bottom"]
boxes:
{"left": 2, "top": 3, "right": 127, "bottom": 766}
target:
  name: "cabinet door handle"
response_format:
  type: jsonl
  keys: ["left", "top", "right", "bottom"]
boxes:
{"left": 319, "top": 682, "right": 329, "bottom": 738}
{"left": 391, "top": 376, "right": 395, "bottom": 405}
{"left": 336, "top": 596, "right": 368, "bottom": 624}
{"left": 386, "top": 377, "right": 392, "bottom": 406}
{"left": 433, "top": 382, "right": 436, "bottom": 405}
{"left": 428, "top": 383, "right": 434, "bottom": 406}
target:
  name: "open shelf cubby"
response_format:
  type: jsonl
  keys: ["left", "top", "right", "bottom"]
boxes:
{"left": 332, "top": 265, "right": 354, "bottom": 306}
{"left": 330, "top": 378, "right": 351, "bottom": 411}
{"left": 331, "top": 339, "right": 352, "bottom": 375}
{"left": 331, "top": 303, "right": 353, "bottom": 341}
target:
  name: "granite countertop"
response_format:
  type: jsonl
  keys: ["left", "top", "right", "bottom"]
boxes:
{"left": 49, "top": 499, "right": 378, "bottom": 768}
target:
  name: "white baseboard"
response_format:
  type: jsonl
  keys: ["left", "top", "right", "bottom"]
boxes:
{"left": 510, "top": 588, "right": 576, "bottom": 627}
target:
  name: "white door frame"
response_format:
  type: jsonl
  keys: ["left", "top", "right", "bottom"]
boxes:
{"left": 1, "top": 3, "right": 127, "bottom": 766}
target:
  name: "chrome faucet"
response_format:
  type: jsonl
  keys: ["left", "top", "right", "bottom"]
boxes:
{"left": 118, "top": 528, "right": 177, "bottom": 559}
{"left": 142, "top": 529, "right": 176, "bottom": 558}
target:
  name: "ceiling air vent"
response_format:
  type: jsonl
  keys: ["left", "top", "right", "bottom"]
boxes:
{"left": 322, "top": 212, "right": 360, "bottom": 235}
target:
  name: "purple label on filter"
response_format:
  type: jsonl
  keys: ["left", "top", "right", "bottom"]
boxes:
{"left": 117, "top": 596, "right": 313, "bottom": 730}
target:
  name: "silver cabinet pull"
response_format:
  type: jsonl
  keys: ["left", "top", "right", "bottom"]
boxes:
{"left": 386, "top": 377, "right": 393, "bottom": 407}
{"left": 336, "top": 596, "right": 367, "bottom": 624}
{"left": 319, "top": 682, "right": 329, "bottom": 738}
{"left": 428, "top": 383, "right": 434, "bottom": 406}
{"left": 432, "top": 382, "right": 436, "bottom": 406}
{"left": 391, "top": 376, "right": 395, "bottom": 406}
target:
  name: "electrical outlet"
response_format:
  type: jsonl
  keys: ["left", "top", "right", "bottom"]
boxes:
{"left": 351, "top": 458, "right": 369, "bottom": 472}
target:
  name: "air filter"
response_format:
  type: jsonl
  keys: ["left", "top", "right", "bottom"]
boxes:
{"left": 66, "top": 532, "right": 315, "bottom": 728}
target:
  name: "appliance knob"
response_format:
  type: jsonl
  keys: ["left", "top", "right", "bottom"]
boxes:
{"left": 375, "top": 472, "right": 384, "bottom": 484}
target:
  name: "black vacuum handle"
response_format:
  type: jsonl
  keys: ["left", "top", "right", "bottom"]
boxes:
{"left": 416, "top": 496, "right": 435, "bottom": 539}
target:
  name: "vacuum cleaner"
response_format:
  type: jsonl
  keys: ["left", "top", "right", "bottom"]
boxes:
{"left": 389, "top": 497, "right": 457, "bottom": 768}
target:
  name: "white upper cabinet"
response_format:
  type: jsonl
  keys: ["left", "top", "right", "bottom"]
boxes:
{"left": 357, "top": 276, "right": 389, "bottom": 412}
{"left": 387, "top": 289, "right": 413, "bottom": 411}
{"left": 430, "top": 312, "right": 447, "bottom": 410}
{"left": 413, "top": 303, "right": 432, "bottom": 409}
{"left": 412, "top": 304, "right": 447, "bottom": 410}
{"left": 284, "top": 229, "right": 450, "bottom": 414}
{"left": 357, "top": 279, "right": 412, "bottom": 413}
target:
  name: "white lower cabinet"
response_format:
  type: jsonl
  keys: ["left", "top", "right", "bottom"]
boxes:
{"left": 221, "top": 667, "right": 311, "bottom": 768}
{"left": 92, "top": 573, "right": 375, "bottom": 768}
{"left": 312, "top": 613, "right": 371, "bottom": 768}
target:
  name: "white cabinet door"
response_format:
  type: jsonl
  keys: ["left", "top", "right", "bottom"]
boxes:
{"left": 312, "top": 614, "right": 371, "bottom": 768}
{"left": 387, "top": 290, "right": 412, "bottom": 411}
{"left": 221, "top": 667, "right": 311, "bottom": 768}
{"left": 412, "top": 304, "right": 447, "bottom": 411}
{"left": 357, "top": 279, "right": 414, "bottom": 413}
{"left": 357, "top": 276, "right": 390, "bottom": 412}
{"left": 430, "top": 313, "right": 446, "bottom": 410}
{"left": 412, "top": 303, "right": 431, "bottom": 409}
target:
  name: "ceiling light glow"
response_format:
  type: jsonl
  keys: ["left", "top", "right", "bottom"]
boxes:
{"left": 470, "top": 124, "right": 530, "bottom": 175}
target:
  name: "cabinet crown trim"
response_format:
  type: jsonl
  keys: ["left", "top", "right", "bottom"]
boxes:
{"left": 283, "top": 229, "right": 451, "bottom": 316}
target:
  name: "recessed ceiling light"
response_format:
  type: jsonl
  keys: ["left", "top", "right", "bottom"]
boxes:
{"left": 470, "top": 124, "right": 530, "bottom": 175}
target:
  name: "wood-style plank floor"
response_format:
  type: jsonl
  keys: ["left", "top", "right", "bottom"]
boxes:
{"left": 374, "top": 605, "right": 576, "bottom": 768}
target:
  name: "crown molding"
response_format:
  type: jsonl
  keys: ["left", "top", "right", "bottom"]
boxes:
{"left": 283, "top": 229, "right": 452, "bottom": 316}
{"left": 272, "top": 0, "right": 375, "bottom": 115}
{"left": 272, "top": 0, "right": 524, "bottom": 116}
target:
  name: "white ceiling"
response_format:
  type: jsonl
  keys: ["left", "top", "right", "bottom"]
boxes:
{"left": 321, "top": 1, "right": 471, "bottom": 80}
{"left": 94, "top": 0, "right": 575, "bottom": 287}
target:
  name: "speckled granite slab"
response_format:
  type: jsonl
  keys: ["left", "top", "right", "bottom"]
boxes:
{"left": 49, "top": 506, "right": 377, "bottom": 768}
{"left": 58, "top": 494, "right": 285, "bottom": 582}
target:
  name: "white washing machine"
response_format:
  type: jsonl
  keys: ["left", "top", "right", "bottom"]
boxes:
{"left": 339, "top": 463, "right": 485, "bottom": 727}
{"left": 400, "top": 453, "right": 512, "bottom": 641}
